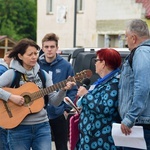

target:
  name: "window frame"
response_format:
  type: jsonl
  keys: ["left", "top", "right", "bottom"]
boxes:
{"left": 47, "top": 0, "right": 53, "bottom": 14}
{"left": 77, "top": 0, "right": 84, "bottom": 13}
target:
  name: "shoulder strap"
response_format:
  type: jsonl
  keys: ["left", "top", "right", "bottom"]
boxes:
{"left": 38, "top": 69, "right": 48, "bottom": 108}
{"left": 0, "top": 64, "right": 7, "bottom": 70}
{"left": 128, "top": 44, "right": 150, "bottom": 69}
{"left": 38, "top": 69, "right": 46, "bottom": 88}
{"left": 128, "top": 47, "right": 136, "bottom": 69}
{"left": 10, "top": 70, "right": 22, "bottom": 88}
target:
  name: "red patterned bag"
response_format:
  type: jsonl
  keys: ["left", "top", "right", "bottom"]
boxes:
{"left": 69, "top": 113, "right": 80, "bottom": 150}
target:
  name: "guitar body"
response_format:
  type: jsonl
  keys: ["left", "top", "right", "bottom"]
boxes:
{"left": 0, "top": 69, "right": 93, "bottom": 129}
{"left": 0, "top": 82, "right": 44, "bottom": 129}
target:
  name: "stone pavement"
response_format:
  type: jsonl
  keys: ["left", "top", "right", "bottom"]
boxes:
{"left": 52, "top": 142, "right": 56, "bottom": 150}
{"left": 52, "top": 141, "right": 70, "bottom": 150}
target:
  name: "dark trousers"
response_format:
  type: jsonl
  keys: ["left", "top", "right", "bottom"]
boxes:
{"left": 49, "top": 114, "right": 68, "bottom": 150}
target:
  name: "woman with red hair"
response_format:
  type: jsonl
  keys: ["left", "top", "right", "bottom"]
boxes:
{"left": 76, "top": 48, "right": 122, "bottom": 150}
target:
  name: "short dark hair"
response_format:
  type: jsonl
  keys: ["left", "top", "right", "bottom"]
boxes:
{"left": 42, "top": 33, "right": 59, "bottom": 46}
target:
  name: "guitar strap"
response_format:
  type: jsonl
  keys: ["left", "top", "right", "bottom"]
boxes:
{"left": 10, "top": 69, "right": 48, "bottom": 108}
{"left": 10, "top": 70, "right": 22, "bottom": 88}
{"left": 37, "top": 69, "right": 49, "bottom": 108}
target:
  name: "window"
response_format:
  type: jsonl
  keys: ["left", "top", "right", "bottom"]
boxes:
{"left": 98, "top": 34, "right": 126, "bottom": 48}
{"left": 77, "top": 0, "right": 84, "bottom": 12}
{"left": 47, "top": 0, "right": 53, "bottom": 14}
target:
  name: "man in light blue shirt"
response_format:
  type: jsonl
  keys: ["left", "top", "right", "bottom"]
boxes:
{"left": 118, "top": 19, "right": 150, "bottom": 150}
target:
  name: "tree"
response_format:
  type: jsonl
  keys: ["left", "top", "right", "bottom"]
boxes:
{"left": 0, "top": 0, "right": 37, "bottom": 41}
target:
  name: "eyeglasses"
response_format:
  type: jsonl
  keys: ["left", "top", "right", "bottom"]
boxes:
{"left": 94, "top": 58, "right": 101, "bottom": 63}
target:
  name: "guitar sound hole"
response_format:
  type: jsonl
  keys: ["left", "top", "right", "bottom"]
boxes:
{"left": 23, "top": 95, "right": 31, "bottom": 104}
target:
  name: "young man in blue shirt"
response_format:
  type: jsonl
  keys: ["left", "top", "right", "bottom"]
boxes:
{"left": 38, "top": 33, "right": 77, "bottom": 150}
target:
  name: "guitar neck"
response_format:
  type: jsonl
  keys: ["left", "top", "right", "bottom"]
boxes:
{"left": 31, "top": 77, "right": 75, "bottom": 100}
{"left": 29, "top": 69, "right": 92, "bottom": 100}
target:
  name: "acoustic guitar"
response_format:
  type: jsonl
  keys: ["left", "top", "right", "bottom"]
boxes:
{"left": 0, "top": 69, "right": 92, "bottom": 129}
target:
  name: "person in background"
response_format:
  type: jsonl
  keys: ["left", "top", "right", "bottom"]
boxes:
{"left": 76, "top": 48, "right": 122, "bottom": 150}
{"left": 0, "top": 50, "right": 12, "bottom": 150}
{"left": 118, "top": 19, "right": 150, "bottom": 150}
{"left": 38, "top": 33, "right": 77, "bottom": 150}
{"left": 0, "top": 38, "right": 75, "bottom": 150}
{"left": 0, "top": 50, "right": 12, "bottom": 75}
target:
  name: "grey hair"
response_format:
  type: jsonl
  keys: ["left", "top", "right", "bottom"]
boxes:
{"left": 126, "top": 19, "right": 150, "bottom": 37}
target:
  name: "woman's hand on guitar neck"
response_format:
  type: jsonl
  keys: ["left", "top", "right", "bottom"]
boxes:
{"left": 62, "top": 81, "right": 76, "bottom": 91}
{"left": 9, "top": 94, "right": 25, "bottom": 106}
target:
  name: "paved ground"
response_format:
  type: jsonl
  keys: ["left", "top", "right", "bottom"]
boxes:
{"left": 52, "top": 142, "right": 70, "bottom": 150}
{"left": 52, "top": 142, "right": 56, "bottom": 150}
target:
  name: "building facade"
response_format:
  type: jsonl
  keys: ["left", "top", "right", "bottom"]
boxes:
{"left": 37, "top": 0, "right": 150, "bottom": 48}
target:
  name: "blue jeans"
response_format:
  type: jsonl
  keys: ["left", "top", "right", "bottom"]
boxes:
{"left": 0, "top": 127, "right": 9, "bottom": 150}
{"left": 122, "top": 129, "right": 150, "bottom": 150}
{"left": 8, "top": 122, "right": 51, "bottom": 150}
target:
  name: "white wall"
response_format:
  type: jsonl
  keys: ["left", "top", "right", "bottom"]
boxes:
{"left": 96, "top": 0, "right": 144, "bottom": 20}
{"left": 37, "top": 0, "right": 75, "bottom": 48}
{"left": 37, "top": 0, "right": 145, "bottom": 48}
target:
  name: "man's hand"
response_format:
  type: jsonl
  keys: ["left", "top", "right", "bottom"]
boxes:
{"left": 121, "top": 123, "right": 132, "bottom": 135}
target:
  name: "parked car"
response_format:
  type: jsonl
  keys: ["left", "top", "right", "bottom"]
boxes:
{"left": 58, "top": 48, "right": 130, "bottom": 84}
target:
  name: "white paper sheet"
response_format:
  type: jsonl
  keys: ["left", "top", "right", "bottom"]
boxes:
{"left": 112, "top": 123, "right": 147, "bottom": 149}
